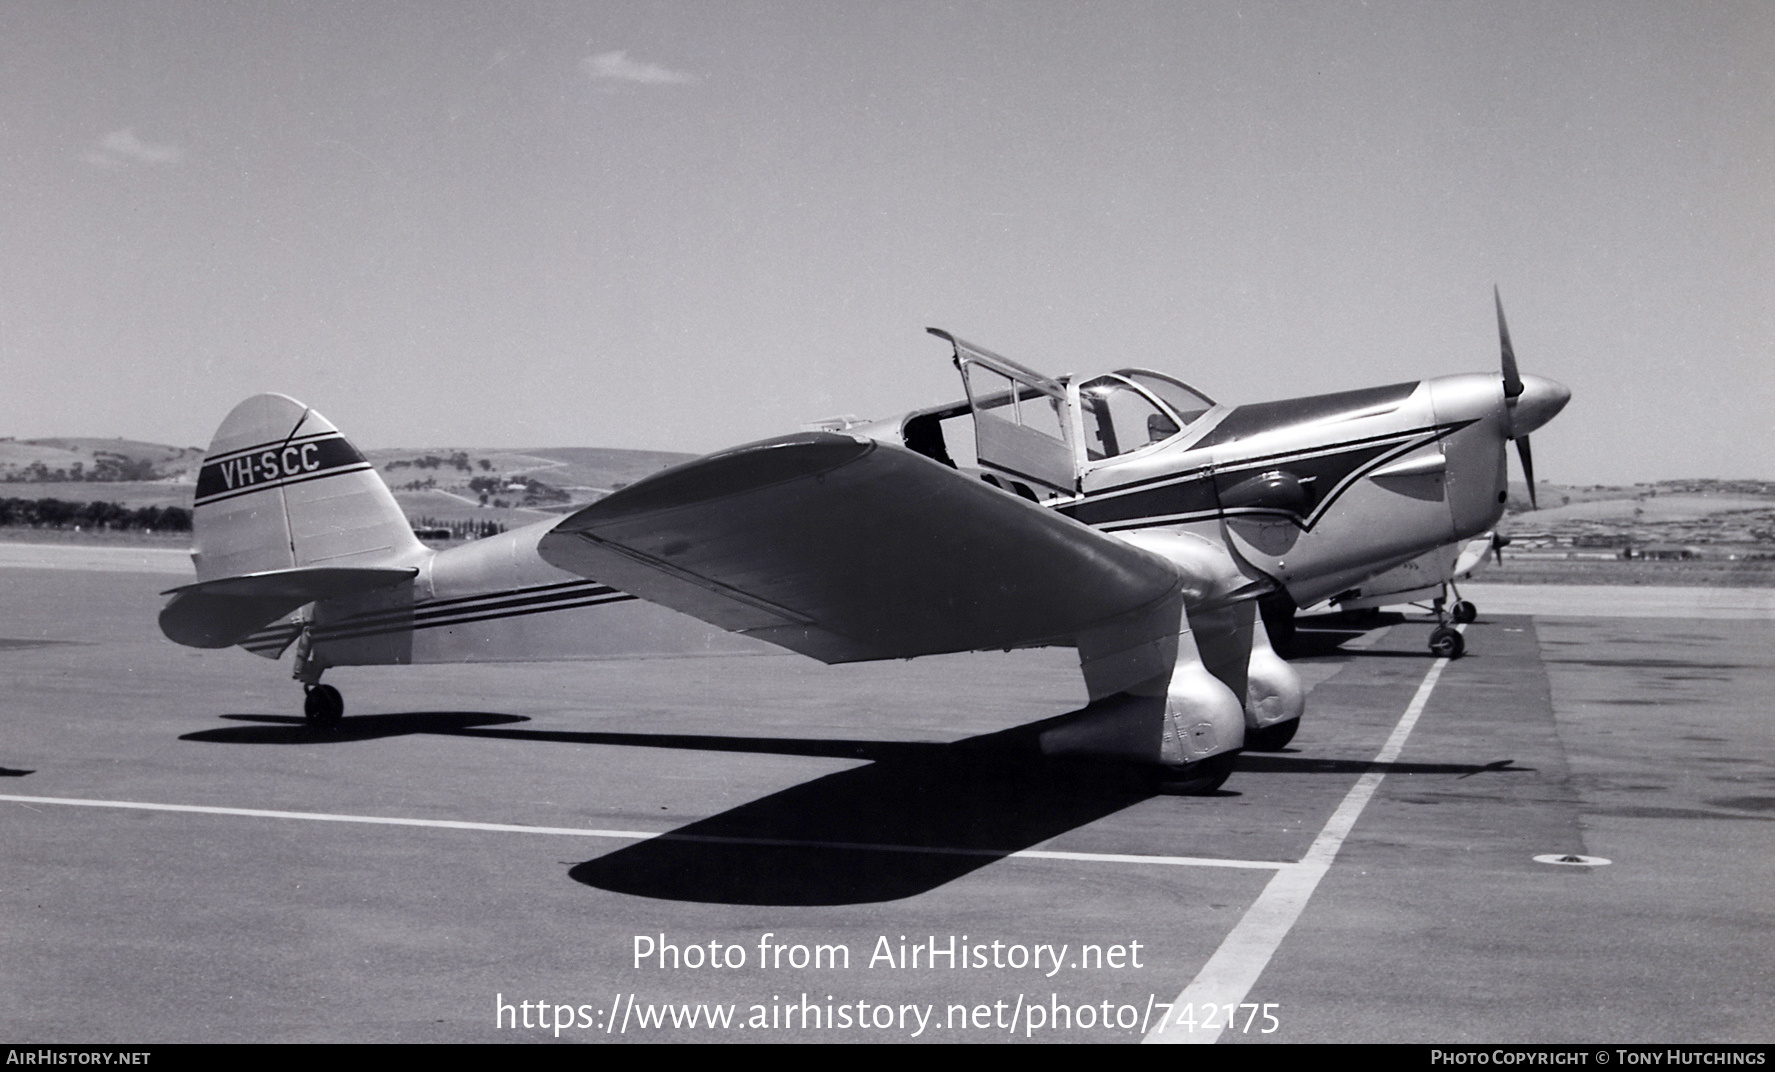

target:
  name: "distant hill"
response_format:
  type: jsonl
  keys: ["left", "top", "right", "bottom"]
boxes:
{"left": 366, "top": 445, "right": 692, "bottom": 496}
{"left": 365, "top": 445, "right": 697, "bottom": 526}
{"left": 0, "top": 438, "right": 695, "bottom": 528}
{"left": 1501, "top": 478, "right": 1775, "bottom": 557}
{"left": 0, "top": 438, "right": 204, "bottom": 483}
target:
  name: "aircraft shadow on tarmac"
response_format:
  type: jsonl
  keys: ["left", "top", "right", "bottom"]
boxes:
{"left": 1286, "top": 615, "right": 1452, "bottom": 660}
{"left": 183, "top": 704, "right": 1532, "bottom": 906}
{"left": 186, "top": 708, "right": 1192, "bottom": 905}
{"left": 565, "top": 726, "right": 1169, "bottom": 907}
{"left": 1233, "top": 755, "right": 1532, "bottom": 778}
{"left": 182, "top": 711, "right": 532, "bottom": 743}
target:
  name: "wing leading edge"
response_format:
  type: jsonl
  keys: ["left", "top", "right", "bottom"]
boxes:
{"left": 537, "top": 433, "right": 1182, "bottom": 663}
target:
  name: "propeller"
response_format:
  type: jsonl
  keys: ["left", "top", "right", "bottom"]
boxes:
{"left": 1495, "top": 287, "right": 1540, "bottom": 509}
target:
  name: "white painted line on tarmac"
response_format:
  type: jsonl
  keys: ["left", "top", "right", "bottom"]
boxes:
{"left": 1011, "top": 849, "right": 1284, "bottom": 870}
{"left": 0, "top": 792, "right": 1292, "bottom": 871}
{"left": 1145, "top": 633, "right": 1458, "bottom": 1045}
{"left": 0, "top": 794, "right": 662, "bottom": 839}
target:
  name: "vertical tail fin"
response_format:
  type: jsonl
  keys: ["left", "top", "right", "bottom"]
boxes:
{"left": 191, "top": 393, "right": 424, "bottom": 582}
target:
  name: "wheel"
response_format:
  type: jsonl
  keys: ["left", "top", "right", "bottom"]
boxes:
{"left": 1244, "top": 717, "right": 1300, "bottom": 752}
{"left": 304, "top": 684, "right": 344, "bottom": 725}
{"left": 1451, "top": 600, "right": 1477, "bottom": 624}
{"left": 1150, "top": 751, "right": 1238, "bottom": 795}
{"left": 1428, "top": 626, "right": 1465, "bottom": 659}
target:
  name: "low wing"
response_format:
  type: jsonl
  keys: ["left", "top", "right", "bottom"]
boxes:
{"left": 537, "top": 433, "right": 1181, "bottom": 663}
{"left": 160, "top": 566, "right": 418, "bottom": 649}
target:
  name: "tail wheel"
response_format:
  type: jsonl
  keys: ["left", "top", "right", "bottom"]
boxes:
{"left": 1244, "top": 717, "right": 1300, "bottom": 752}
{"left": 1150, "top": 751, "right": 1238, "bottom": 795}
{"left": 1429, "top": 626, "right": 1465, "bottom": 659}
{"left": 1451, "top": 600, "right": 1478, "bottom": 624}
{"left": 304, "top": 684, "right": 344, "bottom": 725}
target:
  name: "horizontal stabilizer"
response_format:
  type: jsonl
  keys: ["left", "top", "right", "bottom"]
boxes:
{"left": 159, "top": 566, "right": 418, "bottom": 649}
{"left": 537, "top": 433, "right": 1181, "bottom": 663}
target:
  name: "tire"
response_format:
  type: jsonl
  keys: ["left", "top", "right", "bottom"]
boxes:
{"left": 1150, "top": 751, "right": 1238, "bottom": 795}
{"left": 1428, "top": 626, "right": 1465, "bottom": 659}
{"left": 1244, "top": 717, "right": 1300, "bottom": 752}
{"left": 1451, "top": 600, "right": 1477, "bottom": 624}
{"left": 304, "top": 684, "right": 344, "bottom": 725}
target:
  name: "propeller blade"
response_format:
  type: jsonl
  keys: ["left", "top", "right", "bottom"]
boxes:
{"left": 1516, "top": 435, "right": 1537, "bottom": 510}
{"left": 1496, "top": 286, "right": 1524, "bottom": 400}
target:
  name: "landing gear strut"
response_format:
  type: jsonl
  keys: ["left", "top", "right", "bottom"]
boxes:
{"left": 292, "top": 626, "right": 343, "bottom": 725}
{"left": 1257, "top": 592, "right": 1297, "bottom": 658}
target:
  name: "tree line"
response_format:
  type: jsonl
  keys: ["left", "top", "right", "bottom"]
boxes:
{"left": 0, "top": 498, "right": 192, "bottom": 532}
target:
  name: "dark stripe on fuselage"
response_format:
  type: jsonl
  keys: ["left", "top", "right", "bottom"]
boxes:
{"left": 195, "top": 434, "right": 370, "bottom": 505}
{"left": 1193, "top": 381, "right": 1420, "bottom": 448}
{"left": 235, "top": 578, "right": 633, "bottom": 650}
{"left": 314, "top": 579, "right": 622, "bottom": 633}
{"left": 313, "top": 591, "right": 638, "bottom": 644}
{"left": 241, "top": 622, "right": 303, "bottom": 655}
{"left": 1059, "top": 420, "right": 1471, "bottom": 532}
{"left": 1062, "top": 470, "right": 1221, "bottom": 527}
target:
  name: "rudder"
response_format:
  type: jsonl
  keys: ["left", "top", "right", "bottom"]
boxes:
{"left": 191, "top": 393, "right": 424, "bottom": 582}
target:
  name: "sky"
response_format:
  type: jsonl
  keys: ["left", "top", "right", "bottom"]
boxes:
{"left": 2, "top": 1, "right": 1770, "bottom": 483}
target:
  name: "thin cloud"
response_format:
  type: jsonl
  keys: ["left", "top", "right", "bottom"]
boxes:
{"left": 84, "top": 128, "right": 183, "bottom": 167}
{"left": 582, "top": 50, "right": 697, "bottom": 86}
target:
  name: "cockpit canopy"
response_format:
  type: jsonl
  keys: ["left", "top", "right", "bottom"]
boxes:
{"left": 903, "top": 330, "right": 1224, "bottom": 498}
{"left": 1077, "top": 371, "right": 1215, "bottom": 461}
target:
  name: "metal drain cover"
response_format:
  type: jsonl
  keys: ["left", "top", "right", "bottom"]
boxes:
{"left": 1533, "top": 853, "right": 1611, "bottom": 867}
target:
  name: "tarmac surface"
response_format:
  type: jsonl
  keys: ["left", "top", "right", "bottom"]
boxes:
{"left": 2, "top": 544, "right": 1772, "bottom": 1043}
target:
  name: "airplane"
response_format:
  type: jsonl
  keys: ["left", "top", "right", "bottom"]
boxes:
{"left": 158, "top": 292, "right": 1568, "bottom": 793}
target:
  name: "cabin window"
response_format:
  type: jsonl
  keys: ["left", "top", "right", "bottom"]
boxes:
{"left": 1078, "top": 376, "right": 1176, "bottom": 461}
{"left": 964, "top": 363, "right": 1068, "bottom": 443}
{"left": 1125, "top": 371, "right": 1214, "bottom": 426}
